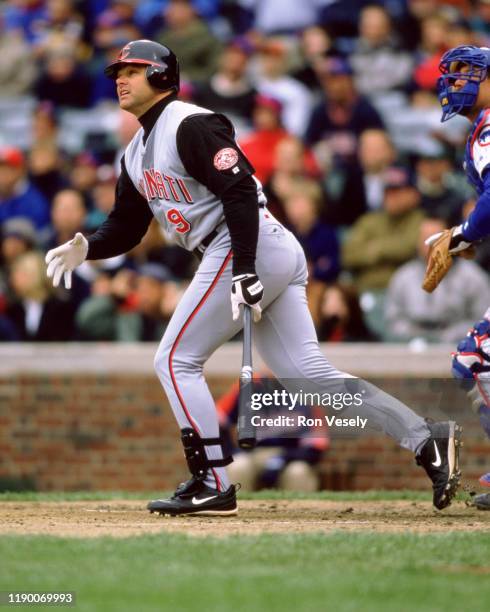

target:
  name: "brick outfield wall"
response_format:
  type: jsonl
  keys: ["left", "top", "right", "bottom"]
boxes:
{"left": 1, "top": 373, "right": 488, "bottom": 492}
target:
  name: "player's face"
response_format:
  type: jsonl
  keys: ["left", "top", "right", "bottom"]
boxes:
{"left": 449, "top": 61, "right": 483, "bottom": 91}
{"left": 445, "top": 60, "right": 489, "bottom": 119}
{"left": 115, "top": 64, "right": 160, "bottom": 117}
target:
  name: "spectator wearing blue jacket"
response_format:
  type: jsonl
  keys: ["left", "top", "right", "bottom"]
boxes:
{"left": 305, "top": 56, "right": 384, "bottom": 162}
{"left": 0, "top": 148, "right": 50, "bottom": 232}
{"left": 283, "top": 181, "right": 339, "bottom": 283}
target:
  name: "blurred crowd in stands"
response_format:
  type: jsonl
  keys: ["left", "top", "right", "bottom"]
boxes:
{"left": 1, "top": 0, "right": 490, "bottom": 344}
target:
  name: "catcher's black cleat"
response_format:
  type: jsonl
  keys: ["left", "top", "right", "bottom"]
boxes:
{"left": 416, "top": 420, "right": 462, "bottom": 510}
{"left": 147, "top": 478, "right": 238, "bottom": 516}
{"left": 472, "top": 492, "right": 490, "bottom": 510}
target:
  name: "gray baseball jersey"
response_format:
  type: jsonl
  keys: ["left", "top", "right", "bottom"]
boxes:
{"left": 124, "top": 100, "right": 266, "bottom": 251}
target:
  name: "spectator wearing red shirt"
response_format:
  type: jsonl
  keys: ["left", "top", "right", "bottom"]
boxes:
{"left": 413, "top": 13, "right": 450, "bottom": 90}
{"left": 239, "top": 94, "right": 288, "bottom": 184}
{"left": 263, "top": 136, "right": 320, "bottom": 225}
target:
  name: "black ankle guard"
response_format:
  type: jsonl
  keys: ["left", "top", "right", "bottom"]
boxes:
{"left": 181, "top": 428, "right": 233, "bottom": 481}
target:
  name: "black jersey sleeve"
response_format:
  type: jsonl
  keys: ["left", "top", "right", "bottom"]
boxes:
{"left": 177, "top": 113, "right": 260, "bottom": 275}
{"left": 221, "top": 175, "right": 259, "bottom": 276}
{"left": 86, "top": 156, "right": 154, "bottom": 260}
{"left": 176, "top": 113, "right": 255, "bottom": 197}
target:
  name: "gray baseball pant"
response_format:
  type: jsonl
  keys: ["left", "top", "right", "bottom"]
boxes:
{"left": 154, "top": 211, "right": 430, "bottom": 490}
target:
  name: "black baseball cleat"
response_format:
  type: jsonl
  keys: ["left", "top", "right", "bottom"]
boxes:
{"left": 147, "top": 478, "right": 238, "bottom": 516}
{"left": 416, "top": 420, "right": 462, "bottom": 510}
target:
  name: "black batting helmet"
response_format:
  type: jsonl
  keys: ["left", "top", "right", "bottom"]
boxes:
{"left": 104, "top": 40, "right": 180, "bottom": 93}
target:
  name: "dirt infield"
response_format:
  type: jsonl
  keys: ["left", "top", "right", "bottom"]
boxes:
{"left": 0, "top": 499, "right": 488, "bottom": 537}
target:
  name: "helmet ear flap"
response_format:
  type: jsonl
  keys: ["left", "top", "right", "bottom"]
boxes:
{"left": 145, "top": 64, "right": 179, "bottom": 92}
{"left": 146, "top": 65, "right": 164, "bottom": 89}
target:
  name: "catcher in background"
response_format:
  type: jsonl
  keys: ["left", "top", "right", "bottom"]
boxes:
{"left": 424, "top": 45, "right": 490, "bottom": 510}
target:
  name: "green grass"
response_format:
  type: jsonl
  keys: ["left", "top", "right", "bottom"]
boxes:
{"left": 2, "top": 532, "right": 490, "bottom": 612}
{"left": 0, "top": 489, "right": 433, "bottom": 502}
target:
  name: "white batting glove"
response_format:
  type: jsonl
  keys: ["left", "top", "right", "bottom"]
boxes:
{"left": 231, "top": 273, "right": 264, "bottom": 323}
{"left": 425, "top": 224, "right": 473, "bottom": 254}
{"left": 45, "top": 232, "right": 88, "bottom": 289}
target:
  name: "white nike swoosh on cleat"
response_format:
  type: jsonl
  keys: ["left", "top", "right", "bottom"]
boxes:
{"left": 191, "top": 495, "right": 218, "bottom": 505}
{"left": 432, "top": 441, "right": 442, "bottom": 467}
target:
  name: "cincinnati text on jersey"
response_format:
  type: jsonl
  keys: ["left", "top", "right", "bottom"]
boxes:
{"left": 139, "top": 168, "right": 194, "bottom": 203}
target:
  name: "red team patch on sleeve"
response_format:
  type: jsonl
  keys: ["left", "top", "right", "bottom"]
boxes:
{"left": 213, "top": 148, "right": 239, "bottom": 170}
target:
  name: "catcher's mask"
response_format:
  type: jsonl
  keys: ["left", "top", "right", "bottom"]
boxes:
{"left": 437, "top": 45, "right": 490, "bottom": 122}
{"left": 104, "top": 39, "right": 180, "bottom": 93}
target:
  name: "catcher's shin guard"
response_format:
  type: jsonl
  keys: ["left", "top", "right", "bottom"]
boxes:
{"left": 181, "top": 428, "right": 232, "bottom": 480}
{"left": 452, "top": 313, "right": 490, "bottom": 439}
{"left": 472, "top": 492, "right": 490, "bottom": 510}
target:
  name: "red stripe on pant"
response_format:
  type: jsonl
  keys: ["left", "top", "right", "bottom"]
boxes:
{"left": 168, "top": 250, "right": 233, "bottom": 491}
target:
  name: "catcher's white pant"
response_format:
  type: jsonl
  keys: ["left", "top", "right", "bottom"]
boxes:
{"left": 154, "top": 210, "right": 431, "bottom": 490}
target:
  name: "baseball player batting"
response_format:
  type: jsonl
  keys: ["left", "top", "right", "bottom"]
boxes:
{"left": 422, "top": 45, "right": 490, "bottom": 511}
{"left": 45, "top": 40, "right": 461, "bottom": 515}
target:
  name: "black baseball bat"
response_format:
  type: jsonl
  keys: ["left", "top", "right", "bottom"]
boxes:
{"left": 238, "top": 305, "right": 256, "bottom": 450}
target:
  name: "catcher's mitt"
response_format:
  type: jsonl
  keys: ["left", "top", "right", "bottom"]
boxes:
{"left": 422, "top": 228, "right": 475, "bottom": 293}
{"left": 422, "top": 229, "right": 453, "bottom": 293}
